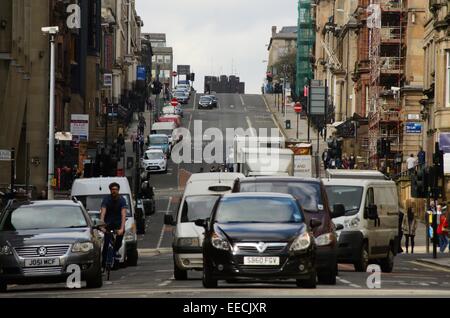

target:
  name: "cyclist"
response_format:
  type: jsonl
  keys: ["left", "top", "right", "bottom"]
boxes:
{"left": 100, "top": 182, "right": 127, "bottom": 270}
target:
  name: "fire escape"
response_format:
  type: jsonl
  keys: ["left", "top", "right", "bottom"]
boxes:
{"left": 368, "top": 0, "right": 406, "bottom": 169}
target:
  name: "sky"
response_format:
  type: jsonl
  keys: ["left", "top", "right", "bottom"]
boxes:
{"left": 135, "top": 0, "right": 298, "bottom": 94}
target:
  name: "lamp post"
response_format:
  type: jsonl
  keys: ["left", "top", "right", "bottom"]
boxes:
{"left": 42, "top": 26, "right": 59, "bottom": 200}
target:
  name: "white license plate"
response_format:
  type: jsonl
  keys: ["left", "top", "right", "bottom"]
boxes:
{"left": 24, "top": 258, "right": 60, "bottom": 268}
{"left": 244, "top": 257, "right": 280, "bottom": 266}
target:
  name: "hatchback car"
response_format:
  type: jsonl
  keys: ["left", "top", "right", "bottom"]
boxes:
{"left": 196, "top": 193, "right": 320, "bottom": 288}
{"left": 198, "top": 96, "right": 214, "bottom": 109}
{"left": 173, "top": 90, "right": 189, "bottom": 104}
{"left": 142, "top": 148, "right": 168, "bottom": 173}
{"left": 0, "top": 200, "right": 103, "bottom": 292}
{"left": 234, "top": 177, "right": 345, "bottom": 285}
{"left": 148, "top": 134, "right": 171, "bottom": 157}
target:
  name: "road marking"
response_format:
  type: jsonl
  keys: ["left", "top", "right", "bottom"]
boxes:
{"left": 158, "top": 280, "right": 172, "bottom": 287}
{"left": 240, "top": 95, "right": 245, "bottom": 106}
{"left": 193, "top": 93, "right": 197, "bottom": 111}
{"left": 244, "top": 106, "right": 248, "bottom": 112}
{"left": 157, "top": 197, "right": 172, "bottom": 250}
{"left": 188, "top": 113, "right": 193, "bottom": 131}
{"left": 411, "top": 261, "right": 450, "bottom": 273}
{"left": 246, "top": 116, "right": 256, "bottom": 137}
{"left": 349, "top": 284, "right": 362, "bottom": 288}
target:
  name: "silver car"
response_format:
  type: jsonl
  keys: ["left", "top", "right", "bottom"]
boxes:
{"left": 0, "top": 200, "right": 103, "bottom": 292}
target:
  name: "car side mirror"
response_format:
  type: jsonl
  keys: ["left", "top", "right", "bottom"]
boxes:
{"left": 366, "top": 204, "right": 378, "bottom": 220}
{"left": 164, "top": 215, "right": 176, "bottom": 226}
{"left": 310, "top": 219, "right": 322, "bottom": 229}
{"left": 194, "top": 219, "right": 208, "bottom": 229}
{"left": 332, "top": 204, "right": 346, "bottom": 219}
{"left": 335, "top": 224, "right": 344, "bottom": 231}
{"left": 94, "top": 220, "right": 106, "bottom": 230}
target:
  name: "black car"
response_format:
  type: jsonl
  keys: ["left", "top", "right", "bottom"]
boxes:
{"left": 198, "top": 96, "right": 215, "bottom": 109}
{"left": 195, "top": 193, "right": 320, "bottom": 288}
{"left": 234, "top": 177, "right": 345, "bottom": 285}
{"left": 206, "top": 95, "right": 218, "bottom": 108}
{"left": 0, "top": 200, "right": 104, "bottom": 292}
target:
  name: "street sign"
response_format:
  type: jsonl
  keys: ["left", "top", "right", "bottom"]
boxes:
{"left": 309, "top": 86, "right": 327, "bottom": 115}
{"left": 71, "top": 114, "right": 89, "bottom": 141}
{"left": 440, "top": 133, "right": 450, "bottom": 153}
{"left": 172, "top": 71, "right": 178, "bottom": 77}
{"left": 294, "top": 103, "right": 302, "bottom": 113}
{"left": 137, "top": 66, "right": 146, "bottom": 81}
{"left": 177, "top": 65, "right": 190, "bottom": 75}
{"left": 0, "top": 150, "right": 11, "bottom": 161}
{"left": 171, "top": 100, "right": 179, "bottom": 107}
{"left": 104, "top": 74, "right": 113, "bottom": 87}
{"left": 405, "top": 122, "right": 422, "bottom": 134}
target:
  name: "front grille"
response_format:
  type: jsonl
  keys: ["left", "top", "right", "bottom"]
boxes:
{"left": 14, "top": 245, "right": 70, "bottom": 258}
{"left": 239, "top": 265, "right": 282, "bottom": 274}
{"left": 22, "top": 267, "right": 63, "bottom": 276}
{"left": 235, "top": 243, "right": 287, "bottom": 254}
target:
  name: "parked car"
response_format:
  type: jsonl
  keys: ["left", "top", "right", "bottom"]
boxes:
{"left": 142, "top": 148, "right": 168, "bottom": 174}
{"left": 164, "top": 172, "right": 245, "bottom": 280}
{"left": 234, "top": 177, "right": 344, "bottom": 285}
{"left": 173, "top": 90, "right": 189, "bottom": 104}
{"left": 196, "top": 193, "right": 319, "bottom": 288}
{"left": 323, "top": 170, "right": 399, "bottom": 273}
{"left": 198, "top": 96, "right": 214, "bottom": 109}
{"left": 0, "top": 200, "right": 104, "bottom": 292}
{"left": 205, "top": 95, "right": 218, "bottom": 108}
{"left": 147, "top": 134, "right": 171, "bottom": 156}
{"left": 71, "top": 177, "right": 138, "bottom": 267}
{"left": 158, "top": 115, "right": 182, "bottom": 128}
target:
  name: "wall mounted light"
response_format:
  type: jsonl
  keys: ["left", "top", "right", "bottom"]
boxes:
{"left": 0, "top": 20, "right": 7, "bottom": 29}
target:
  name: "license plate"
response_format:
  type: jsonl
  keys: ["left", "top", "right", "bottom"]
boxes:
{"left": 24, "top": 258, "right": 60, "bottom": 268}
{"left": 244, "top": 257, "right": 280, "bottom": 266}
{"left": 149, "top": 166, "right": 159, "bottom": 170}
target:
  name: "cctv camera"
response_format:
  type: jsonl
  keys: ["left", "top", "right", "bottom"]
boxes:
{"left": 41, "top": 26, "right": 59, "bottom": 34}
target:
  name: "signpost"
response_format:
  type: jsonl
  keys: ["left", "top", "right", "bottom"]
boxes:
{"left": 71, "top": 114, "right": 89, "bottom": 142}
{"left": 294, "top": 102, "right": 302, "bottom": 140}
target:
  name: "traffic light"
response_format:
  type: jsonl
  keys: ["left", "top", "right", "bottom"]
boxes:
{"left": 190, "top": 73, "right": 195, "bottom": 82}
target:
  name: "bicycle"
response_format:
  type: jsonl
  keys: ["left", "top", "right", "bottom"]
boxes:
{"left": 104, "top": 229, "right": 117, "bottom": 281}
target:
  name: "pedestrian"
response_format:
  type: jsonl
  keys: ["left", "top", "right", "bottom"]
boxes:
{"left": 402, "top": 206, "right": 418, "bottom": 253}
{"left": 322, "top": 150, "right": 330, "bottom": 170}
{"left": 138, "top": 134, "right": 145, "bottom": 156}
{"left": 349, "top": 154, "right": 356, "bottom": 170}
{"left": 407, "top": 154, "right": 417, "bottom": 176}
{"left": 437, "top": 206, "right": 449, "bottom": 253}
{"left": 342, "top": 156, "right": 350, "bottom": 169}
{"left": 398, "top": 206, "right": 405, "bottom": 254}
{"left": 417, "top": 147, "right": 426, "bottom": 167}
{"left": 131, "top": 131, "right": 138, "bottom": 153}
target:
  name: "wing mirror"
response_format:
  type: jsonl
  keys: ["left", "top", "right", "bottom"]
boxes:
{"left": 194, "top": 219, "right": 208, "bottom": 229}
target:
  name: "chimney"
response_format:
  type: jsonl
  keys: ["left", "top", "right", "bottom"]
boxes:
{"left": 272, "top": 26, "right": 277, "bottom": 35}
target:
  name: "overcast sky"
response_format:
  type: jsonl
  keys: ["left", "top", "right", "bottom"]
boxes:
{"left": 135, "top": 0, "right": 297, "bottom": 94}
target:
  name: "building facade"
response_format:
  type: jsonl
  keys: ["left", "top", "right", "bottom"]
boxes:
{"left": 146, "top": 33, "right": 174, "bottom": 91}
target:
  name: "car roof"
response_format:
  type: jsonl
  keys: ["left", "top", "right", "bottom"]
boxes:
{"left": 222, "top": 193, "right": 295, "bottom": 199}
{"left": 8, "top": 200, "right": 82, "bottom": 210}
{"left": 146, "top": 148, "right": 164, "bottom": 153}
{"left": 188, "top": 173, "right": 245, "bottom": 182}
{"left": 322, "top": 178, "right": 395, "bottom": 186}
{"left": 239, "top": 176, "right": 321, "bottom": 184}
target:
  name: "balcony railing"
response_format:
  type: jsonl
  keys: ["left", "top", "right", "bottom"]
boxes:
{"left": 380, "top": 57, "right": 404, "bottom": 72}
{"left": 380, "top": 27, "right": 402, "bottom": 41}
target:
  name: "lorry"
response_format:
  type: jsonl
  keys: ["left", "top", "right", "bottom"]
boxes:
{"left": 238, "top": 147, "right": 294, "bottom": 177}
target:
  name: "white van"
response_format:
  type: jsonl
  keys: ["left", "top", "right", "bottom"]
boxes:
{"left": 71, "top": 177, "right": 139, "bottom": 266}
{"left": 151, "top": 122, "right": 177, "bottom": 145}
{"left": 322, "top": 172, "right": 399, "bottom": 273}
{"left": 164, "top": 172, "right": 245, "bottom": 280}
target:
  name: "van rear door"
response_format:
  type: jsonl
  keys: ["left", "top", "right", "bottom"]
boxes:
{"left": 373, "top": 186, "right": 398, "bottom": 255}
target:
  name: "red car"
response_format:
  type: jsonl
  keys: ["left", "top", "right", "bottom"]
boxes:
{"left": 158, "top": 115, "right": 181, "bottom": 128}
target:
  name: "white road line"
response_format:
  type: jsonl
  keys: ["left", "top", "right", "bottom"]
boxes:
{"left": 240, "top": 94, "right": 245, "bottom": 106}
{"left": 411, "top": 261, "right": 450, "bottom": 273}
{"left": 349, "top": 284, "right": 362, "bottom": 288}
{"left": 193, "top": 93, "right": 197, "bottom": 111}
{"left": 338, "top": 278, "right": 351, "bottom": 284}
{"left": 158, "top": 280, "right": 172, "bottom": 287}
{"left": 246, "top": 116, "right": 256, "bottom": 137}
{"left": 188, "top": 113, "right": 193, "bottom": 131}
{"left": 156, "top": 197, "right": 172, "bottom": 250}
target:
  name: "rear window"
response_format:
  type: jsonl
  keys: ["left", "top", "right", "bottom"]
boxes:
{"left": 215, "top": 197, "right": 303, "bottom": 224}
{"left": 180, "top": 196, "right": 221, "bottom": 223}
{"left": 239, "top": 181, "right": 324, "bottom": 212}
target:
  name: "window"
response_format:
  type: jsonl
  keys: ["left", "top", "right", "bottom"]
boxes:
{"left": 446, "top": 51, "right": 450, "bottom": 108}
{"left": 164, "top": 55, "right": 171, "bottom": 64}
{"left": 157, "top": 55, "right": 164, "bottom": 63}
{"left": 152, "top": 55, "right": 156, "bottom": 63}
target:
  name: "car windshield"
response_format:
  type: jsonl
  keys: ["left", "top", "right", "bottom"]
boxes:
{"left": 154, "top": 130, "right": 173, "bottom": 137}
{"left": 0, "top": 205, "right": 88, "bottom": 231}
{"left": 215, "top": 197, "right": 303, "bottom": 224}
{"left": 200, "top": 97, "right": 211, "bottom": 102}
{"left": 181, "top": 196, "right": 221, "bottom": 223}
{"left": 145, "top": 152, "right": 164, "bottom": 160}
{"left": 150, "top": 136, "right": 168, "bottom": 144}
{"left": 76, "top": 195, "right": 132, "bottom": 217}
{"left": 325, "top": 186, "right": 363, "bottom": 216}
{"left": 239, "top": 182, "right": 324, "bottom": 212}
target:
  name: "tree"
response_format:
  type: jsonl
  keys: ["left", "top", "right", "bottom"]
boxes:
{"left": 272, "top": 51, "right": 297, "bottom": 91}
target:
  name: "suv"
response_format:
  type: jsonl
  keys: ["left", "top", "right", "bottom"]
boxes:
{"left": 0, "top": 200, "right": 103, "bottom": 292}
{"left": 234, "top": 177, "right": 345, "bottom": 285}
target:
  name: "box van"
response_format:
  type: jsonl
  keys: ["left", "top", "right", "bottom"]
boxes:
{"left": 71, "top": 177, "right": 139, "bottom": 266}
{"left": 322, "top": 173, "right": 399, "bottom": 273}
{"left": 151, "top": 122, "right": 178, "bottom": 145}
{"left": 164, "top": 172, "right": 245, "bottom": 280}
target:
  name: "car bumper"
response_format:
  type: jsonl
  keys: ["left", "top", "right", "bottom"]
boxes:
{"left": 336, "top": 231, "right": 364, "bottom": 263}
{"left": 0, "top": 252, "right": 101, "bottom": 285}
{"left": 173, "top": 246, "right": 203, "bottom": 270}
{"left": 145, "top": 166, "right": 166, "bottom": 172}
{"left": 316, "top": 245, "right": 337, "bottom": 272}
{"left": 205, "top": 248, "right": 315, "bottom": 280}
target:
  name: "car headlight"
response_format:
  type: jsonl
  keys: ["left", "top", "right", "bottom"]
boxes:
{"left": 160, "top": 160, "right": 166, "bottom": 166}
{"left": 0, "top": 245, "right": 12, "bottom": 256}
{"left": 315, "top": 233, "right": 336, "bottom": 247}
{"left": 177, "top": 238, "right": 200, "bottom": 247}
{"left": 72, "top": 242, "right": 94, "bottom": 253}
{"left": 290, "top": 232, "right": 311, "bottom": 251}
{"left": 211, "top": 232, "right": 230, "bottom": 251}
{"left": 344, "top": 216, "right": 360, "bottom": 229}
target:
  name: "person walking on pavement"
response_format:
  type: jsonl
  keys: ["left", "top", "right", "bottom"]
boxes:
{"left": 437, "top": 206, "right": 449, "bottom": 252}
{"left": 131, "top": 130, "right": 138, "bottom": 153}
{"left": 398, "top": 206, "right": 405, "bottom": 253}
{"left": 402, "top": 206, "right": 418, "bottom": 254}
{"left": 417, "top": 147, "right": 426, "bottom": 167}
{"left": 407, "top": 154, "right": 417, "bottom": 176}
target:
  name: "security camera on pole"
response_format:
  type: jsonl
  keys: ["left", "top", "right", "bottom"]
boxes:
{"left": 42, "top": 26, "right": 59, "bottom": 200}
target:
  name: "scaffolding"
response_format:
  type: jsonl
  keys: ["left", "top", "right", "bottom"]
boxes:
{"left": 368, "top": 0, "right": 406, "bottom": 170}
{"left": 296, "top": 0, "right": 315, "bottom": 97}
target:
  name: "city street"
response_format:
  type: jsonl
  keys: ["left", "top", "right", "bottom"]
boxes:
{"left": 2, "top": 94, "right": 450, "bottom": 298}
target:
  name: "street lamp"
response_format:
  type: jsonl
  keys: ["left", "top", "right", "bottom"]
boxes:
{"left": 42, "top": 26, "right": 59, "bottom": 200}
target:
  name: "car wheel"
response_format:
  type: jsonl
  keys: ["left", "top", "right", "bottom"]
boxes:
{"left": 86, "top": 264, "right": 103, "bottom": 289}
{"left": 354, "top": 243, "right": 369, "bottom": 272}
{"left": 174, "top": 258, "right": 188, "bottom": 280}
{"left": 126, "top": 248, "right": 138, "bottom": 267}
{"left": 0, "top": 280, "right": 6, "bottom": 293}
{"left": 296, "top": 270, "right": 317, "bottom": 289}
{"left": 318, "top": 266, "right": 337, "bottom": 285}
{"left": 202, "top": 263, "right": 218, "bottom": 288}
{"left": 379, "top": 247, "right": 394, "bottom": 273}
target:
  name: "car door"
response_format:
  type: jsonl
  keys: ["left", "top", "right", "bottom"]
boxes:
{"left": 364, "top": 187, "right": 379, "bottom": 257}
